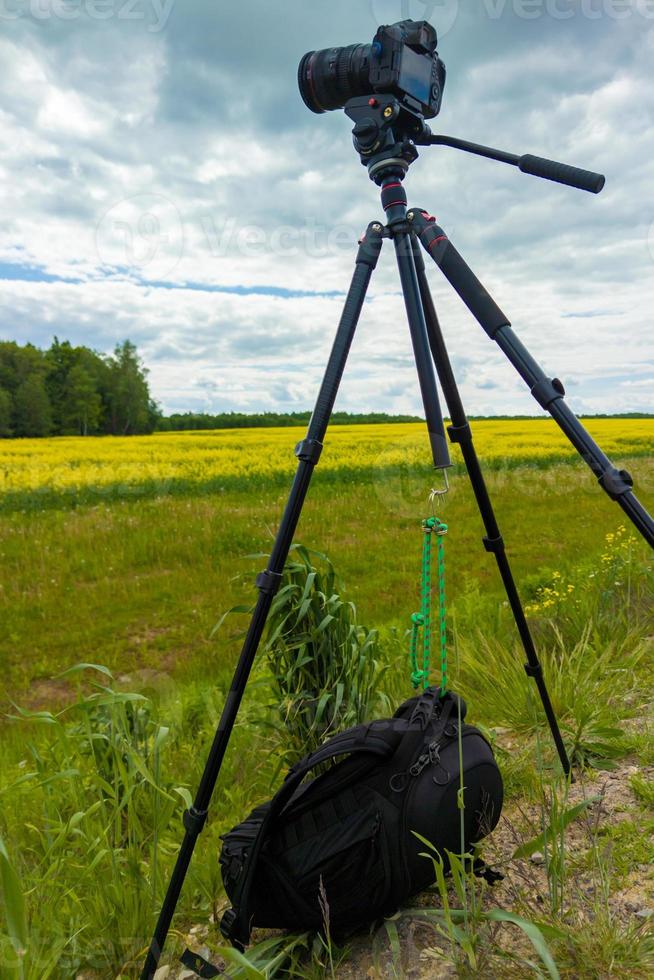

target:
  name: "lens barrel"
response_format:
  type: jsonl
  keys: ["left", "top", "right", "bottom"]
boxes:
{"left": 298, "top": 44, "right": 372, "bottom": 114}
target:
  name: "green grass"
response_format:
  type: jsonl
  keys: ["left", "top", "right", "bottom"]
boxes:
{"left": 1, "top": 456, "right": 652, "bottom": 697}
{"left": 0, "top": 449, "right": 653, "bottom": 977}
{"left": 594, "top": 819, "right": 654, "bottom": 882}
{"left": 631, "top": 774, "right": 654, "bottom": 808}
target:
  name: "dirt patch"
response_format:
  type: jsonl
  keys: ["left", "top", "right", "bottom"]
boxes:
{"left": 17, "top": 678, "right": 76, "bottom": 713}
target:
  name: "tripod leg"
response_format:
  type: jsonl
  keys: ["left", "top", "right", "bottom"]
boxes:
{"left": 412, "top": 240, "right": 571, "bottom": 776}
{"left": 139, "top": 225, "right": 384, "bottom": 979}
{"left": 409, "top": 209, "right": 654, "bottom": 550}
{"left": 380, "top": 179, "right": 451, "bottom": 470}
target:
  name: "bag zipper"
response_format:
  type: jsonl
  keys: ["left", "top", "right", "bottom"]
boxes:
{"left": 390, "top": 735, "right": 449, "bottom": 793}
{"left": 398, "top": 728, "right": 476, "bottom": 895}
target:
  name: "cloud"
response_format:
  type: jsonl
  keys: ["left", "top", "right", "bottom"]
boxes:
{"left": 0, "top": 1, "right": 652, "bottom": 416}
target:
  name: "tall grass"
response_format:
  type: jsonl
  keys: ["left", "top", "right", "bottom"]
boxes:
{"left": 259, "top": 545, "right": 391, "bottom": 762}
{"left": 453, "top": 528, "right": 653, "bottom": 773}
{"left": 1, "top": 669, "right": 170, "bottom": 976}
{"left": 0, "top": 666, "right": 281, "bottom": 977}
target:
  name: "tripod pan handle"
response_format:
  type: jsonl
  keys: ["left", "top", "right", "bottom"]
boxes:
{"left": 519, "top": 154, "right": 605, "bottom": 194}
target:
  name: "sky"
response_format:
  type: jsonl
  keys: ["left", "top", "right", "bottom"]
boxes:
{"left": 0, "top": 0, "right": 653, "bottom": 417}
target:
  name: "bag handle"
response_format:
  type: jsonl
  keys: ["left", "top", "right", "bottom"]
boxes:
{"left": 287, "top": 720, "right": 405, "bottom": 780}
{"left": 220, "top": 721, "right": 405, "bottom": 948}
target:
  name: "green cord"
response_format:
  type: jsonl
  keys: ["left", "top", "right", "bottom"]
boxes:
{"left": 410, "top": 516, "right": 448, "bottom": 693}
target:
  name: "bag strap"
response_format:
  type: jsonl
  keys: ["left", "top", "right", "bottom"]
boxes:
{"left": 286, "top": 720, "right": 404, "bottom": 780}
{"left": 220, "top": 721, "right": 405, "bottom": 948}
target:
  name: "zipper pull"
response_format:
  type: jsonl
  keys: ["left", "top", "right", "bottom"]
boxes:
{"left": 409, "top": 752, "right": 429, "bottom": 777}
{"left": 410, "top": 741, "right": 441, "bottom": 778}
{"left": 389, "top": 739, "right": 443, "bottom": 792}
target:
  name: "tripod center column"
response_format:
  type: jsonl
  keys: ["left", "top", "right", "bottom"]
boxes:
{"left": 380, "top": 173, "right": 410, "bottom": 228}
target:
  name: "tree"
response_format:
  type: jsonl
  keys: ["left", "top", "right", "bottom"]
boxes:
{"left": 0, "top": 341, "right": 45, "bottom": 396}
{"left": 147, "top": 397, "right": 163, "bottom": 432}
{"left": 106, "top": 340, "right": 153, "bottom": 435}
{"left": 13, "top": 375, "right": 52, "bottom": 437}
{"left": 45, "top": 337, "right": 77, "bottom": 432}
{"left": 0, "top": 338, "right": 156, "bottom": 437}
{"left": 45, "top": 339, "right": 109, "bottom": 435}
{"left": 0, "top": 386, "right": 11, "bottom": 437}
{"left": 65, "top": 364, "right": 102, "bottom": 436}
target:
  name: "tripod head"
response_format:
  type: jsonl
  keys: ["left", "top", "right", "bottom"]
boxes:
{"left": 345, "top": 94, "right": 428, "bottom": 183}
{"left": 345, "top": 94, "right": 606, "bottom": 194}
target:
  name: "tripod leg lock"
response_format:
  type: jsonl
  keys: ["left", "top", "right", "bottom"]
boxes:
{"left": 448, "top": 422, "right": 473, "bottom": 446}
{"left": 483, "top": 535, "right": 505, "bottom": 555}
{"left": 295, "top": 438, "right": 323, "bottom": 465}
{"left": 256, "top": 570, "right": 283, "bottom": 596}
{"left": 183, "top": 806, "right": 209, "bottom": 838}
{"left": 531, "top": 377, "right": 566, "bottom": 409}
{"left": 599, "top": 467, "right": 634, "bottom": 499}
{"left": 524, "top": 663, "right": 544, "bottom": 680}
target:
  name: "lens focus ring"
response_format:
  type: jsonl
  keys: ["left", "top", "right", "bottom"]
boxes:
{"left": 298, "top": 43, "right": 372, "bottom": 114}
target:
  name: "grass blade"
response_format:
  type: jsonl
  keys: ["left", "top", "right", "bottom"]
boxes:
{"left": 485, "top": 910, "right": 560, "bottom": 980}
{"left": 0, "top": 835, "right": 27, "bottom": 954}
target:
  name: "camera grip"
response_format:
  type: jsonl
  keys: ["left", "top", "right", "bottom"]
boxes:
{"left": 519, "top": 154, "right": 605, "bottom": 194}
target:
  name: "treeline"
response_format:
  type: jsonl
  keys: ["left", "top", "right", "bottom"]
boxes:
{"left": 156, "top": 411, "right": 423, "bottom": 431}
{"left": 0, "top": 339, "right": 159, "bottom": 438}
{"left": 2, "top": 337, "right": 649, "bottom": 440}
{"left": 157, "top": 411, "right": 654, "bottom": 431}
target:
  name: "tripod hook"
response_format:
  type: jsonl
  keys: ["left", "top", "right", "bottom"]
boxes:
{"left": 429, "top": 472, "right": 450, "bottom": 514}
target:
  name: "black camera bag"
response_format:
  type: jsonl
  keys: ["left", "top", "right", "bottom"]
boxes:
{"left": 219, "top": 687, "right": 502, "bottom": 948}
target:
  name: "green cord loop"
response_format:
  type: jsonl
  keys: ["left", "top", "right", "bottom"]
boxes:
{"left": 409, "top": 515, "right": 448, "bottom": 693}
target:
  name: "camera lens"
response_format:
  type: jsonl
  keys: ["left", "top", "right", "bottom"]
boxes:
{"left": 298, "top": 44, "right": 372, "bottom": 114}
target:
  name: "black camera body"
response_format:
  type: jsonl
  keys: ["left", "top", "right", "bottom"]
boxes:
{"left": 298, "top": 19, "right": 446, "bottom": 121}
{"left": 369, "top": 20, "right": 445, "bottom": 119}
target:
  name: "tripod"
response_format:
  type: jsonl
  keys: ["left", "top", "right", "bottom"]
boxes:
{"left": 141, "top": 95, "right": 654, "bottom": 978}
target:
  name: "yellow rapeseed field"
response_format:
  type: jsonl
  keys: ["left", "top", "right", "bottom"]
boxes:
{"left": 0, "top": 418, "right": 651, "bottom": 500}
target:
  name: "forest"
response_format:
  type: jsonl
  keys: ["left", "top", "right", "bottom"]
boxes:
{"left": 0, "top": 338, "right": 159, "bottom": 437}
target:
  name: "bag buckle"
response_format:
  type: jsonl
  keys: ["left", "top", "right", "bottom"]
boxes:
{"left": 219, "top": 907, "right": 238, "bottom": 941}
{"left": 180, "top": 948, "right": 222, "bottom": 978}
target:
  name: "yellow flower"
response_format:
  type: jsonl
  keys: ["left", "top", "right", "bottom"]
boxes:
{"left": 1, "top": 418, "right": 651, "bottom": 501}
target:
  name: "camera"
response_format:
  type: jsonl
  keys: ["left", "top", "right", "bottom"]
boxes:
{"left": 298, "top": 19, "right": 446, "bottom": 121}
